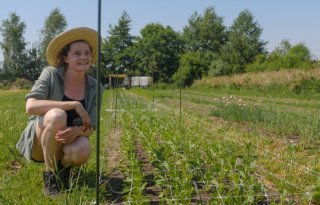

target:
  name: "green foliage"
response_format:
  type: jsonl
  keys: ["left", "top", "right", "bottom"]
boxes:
{"left": 291, "top": 77, "right": 320, "bottom": 94}
{"left": 11, "top": 78, "right": 33, "bottom": 89}
{"left": 0, "top": 6, "right": 318, "bottom": 87}
{"left": 173, "top": 51, "right": 207, "bottom": 87}
{"left": 23, "top": 46, "right": 42, "bottom": 81}
{"left": 183, "top": 6, "right": 226, "bottom": 53}
{"left": 39, "top": 8, "right": 67, "bottom": 66}
{"left": 118, "top": 89, "right": 267, "bottom": 204}
{"left": 311, "top": 180, "right": 320, "bottom": 204}
{"left": 247, "top": 40, "right": 315, "bottom": 72}
{"left": 134, "top": 23, "right": 184, "bottom": 83}
{"left": 101, "top": 11, "right": 134, "bottom": 80}
{"left": 0, "top": 10, "right": 67, "bottom": 82}
{"left": 0, "top": 90, "right": 110, "bottom": 204}
{"left": 0, "top": 12, "right": 27, "bottom": 81}
{"left": 220, "top": 9, "right": 267, "bottom": 74}
{"left": 211, "top": 101, "right": 320, "bottom": 139}
{"left": 208, "top": 58, "right": 230, "bottom": 76}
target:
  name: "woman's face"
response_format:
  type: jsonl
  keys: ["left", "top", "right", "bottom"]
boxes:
{"left": 64, "top": 41, "right": 92, "bottom": 72}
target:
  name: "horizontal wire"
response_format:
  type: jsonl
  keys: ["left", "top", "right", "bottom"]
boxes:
{"left": 99, "top": 91, "right": 314, "bottom": 204}
{"left": 110, "top": 192, "right": 308, "bottom": 205}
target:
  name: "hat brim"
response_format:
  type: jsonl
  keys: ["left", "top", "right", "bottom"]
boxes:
{"left": 46, "top": 27, "right": 101, "bottom": 67}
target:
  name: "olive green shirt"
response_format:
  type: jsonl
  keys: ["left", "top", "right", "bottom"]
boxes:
{"left": 16, "top": 66, "right": 103, "bottom": 161}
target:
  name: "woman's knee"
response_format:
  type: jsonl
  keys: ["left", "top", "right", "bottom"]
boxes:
{"left": 44, "top": 108, "right": 67, "bottom": 129}
{"left": 63, "top": 137, "right": 92, "bottom": 166}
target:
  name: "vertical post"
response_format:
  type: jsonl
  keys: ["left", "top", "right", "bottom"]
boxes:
{"left": 152, "top": 69, "right": 155, "bottom": 110}
{"left": 114, "top": 68, "right": 119, "bottom": 127}
{"left": 96, "top": 0, "right": 102, "bottom": 204}
{"left": 179, "top": 62, "right": 182, "bottom": 126}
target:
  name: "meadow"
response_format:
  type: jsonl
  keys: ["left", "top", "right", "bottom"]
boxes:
{"left": 1, "top": 70, "right": 320, "bottom": 204}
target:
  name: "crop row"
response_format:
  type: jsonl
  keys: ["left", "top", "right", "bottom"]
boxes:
{"left": 104, "top": 90, "right": 272, "bottom": 204}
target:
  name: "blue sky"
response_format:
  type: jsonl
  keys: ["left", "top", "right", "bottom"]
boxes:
{"left": 0, "top": 0, "right": 319, "bottom": 61}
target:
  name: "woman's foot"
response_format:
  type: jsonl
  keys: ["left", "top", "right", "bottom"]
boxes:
{"left": 57, "top": 161, "right": 71, "bottom": 190}
{"left": 43, "top": 171, "right": 61, "bottom": 197}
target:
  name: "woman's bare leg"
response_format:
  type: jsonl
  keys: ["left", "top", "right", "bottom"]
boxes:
{"left": 62, "top": 136, "right": 92, "bottom": 167}
{"left": 31, "top": 108, "right": 67, "bottom": 171}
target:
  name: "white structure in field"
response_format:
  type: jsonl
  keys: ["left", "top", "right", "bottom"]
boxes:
{"left": 131, "top": 76, "right": 153, "bottom": 87}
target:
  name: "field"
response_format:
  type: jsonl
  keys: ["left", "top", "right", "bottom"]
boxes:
{"left": 1, "top": 85, "right": 320, "bottom": 204}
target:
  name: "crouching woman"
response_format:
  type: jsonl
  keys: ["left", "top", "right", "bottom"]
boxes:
{"left": 16, "top": 27, "right": 103, "bottom": 197}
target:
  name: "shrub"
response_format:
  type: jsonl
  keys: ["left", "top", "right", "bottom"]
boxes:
{"left": 11, "top": 78, "right": 33, "bottom": 89}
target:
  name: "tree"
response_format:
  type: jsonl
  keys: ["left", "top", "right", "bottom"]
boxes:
{"left": 220, "top": 9, "right": 267, "bottom": 74}
{"left": 182, "top": 6, "right": 227, "bottom": 79}
{"left": 101, "top": 11, "right": 134, "bottom": 78}
{"left": 272, "top": 41, "right": 313, "bottom": 69}
{"left": 23, "top": 46, "right": 42, "bottom": 81}
{"left": 247, "top": 40, "right": 314, "bottom": 72}
{"left": 183, "top": 7, "right": 227, "bottom": 53}
{"left": 274, "top": 39, "right": 291, "bottom": 56}
{"left": 39, "top": 8, "right": 67, "bottom": 66}
{"left": 0, "top": 12, "right": 27, "bottom": 80}
{"left": 173, "top": 51, "right": 207, "bottom": 87}
{"left": 134, "top": 23, "right": 184, "bottom": 83}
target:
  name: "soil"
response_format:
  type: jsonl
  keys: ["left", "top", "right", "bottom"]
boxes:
{"left": 103, "top": 127, "right": 127, "bottom": 204}
{"left": 133, "top": 137, "right": 161, "bottom": 204}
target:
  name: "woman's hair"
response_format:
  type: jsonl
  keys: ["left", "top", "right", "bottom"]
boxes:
{"left": 56, "top": 40, "right": 92, "bottom": 67}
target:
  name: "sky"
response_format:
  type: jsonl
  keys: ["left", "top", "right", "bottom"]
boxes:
{"left": 0, "top": 0, "right": 320, "bottom": 62}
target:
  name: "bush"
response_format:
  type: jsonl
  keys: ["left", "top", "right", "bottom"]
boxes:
{"left": 173, "top": 52, "right": 207, "bottom": 87}
{"left": 290, "top": 77, "right": 320, "bottom": 94}
{"left": 0, "top": 80, "right": 11, "bottom": 90}
{"left": 11, "top": 78, "right": 33, "bottom": 89}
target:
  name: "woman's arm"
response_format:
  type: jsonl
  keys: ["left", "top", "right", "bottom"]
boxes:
{"left": 55, "top": 126, "right": 94, "bottom": 144}
{"left": 26, "top": 98, "right": 80, "bottom": 116}
{"left": 26, "top": 98, "right": 91, "bottom": 128}
{"left": 74, "top": 126, "right": 94, "bottom": 137}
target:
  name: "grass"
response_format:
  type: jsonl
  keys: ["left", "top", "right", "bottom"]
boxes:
{"left": 1, "top": 81, "right": 320, "bottom": 204}
{"left": 0, "top": 90, "right": 108, "bottom": 205}
{"left": 211, "top": 101, "right": 320, "bottom": 140}
{"left": 128, "top": 86, "right": 320, "bottom": 203}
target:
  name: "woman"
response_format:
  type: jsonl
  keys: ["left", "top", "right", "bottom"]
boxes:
{"left": 16, "top": 27, "right": 103, "bottom": 197}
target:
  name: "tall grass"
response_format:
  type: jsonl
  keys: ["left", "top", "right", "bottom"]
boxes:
{"left": 211, "top": 102, "right": 320, "bottom": 140}
{"left": 2, "top": 79, "right": 320, "bottom": 204}
{"left": 193, "top": 67, "right": 320, "bottom": 95}
{"left": 0, "top": 90, "right": 109, "bottom": 205}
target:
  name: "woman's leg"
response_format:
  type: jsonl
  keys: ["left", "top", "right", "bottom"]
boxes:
{"left": 31, "top": 108, "right": 67, "bottom": 171}
{"left": 62, "top": 136, "right": 92, "bottom": 167}
{"left": 31, "top": 108, "right": 92, "bottom": 195}
{"left": 31, "top": 108, "right": 68, "bottom": 196}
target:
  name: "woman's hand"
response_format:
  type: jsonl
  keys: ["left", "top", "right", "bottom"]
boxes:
{"left": 73, "top": 101, "right": 91, "bottom": 130}
{"left": 55, "top": 127, "right": 81, "bottom": 144}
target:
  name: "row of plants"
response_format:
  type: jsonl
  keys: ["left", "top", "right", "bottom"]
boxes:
{"left": 146, "top": 87, "right": 320, "bottom": 141}
{"left": 113, "top": 90, "right": 270, "bottom": 204}
{"left": 128, "top": 87, "right": 320, "bottom": 203}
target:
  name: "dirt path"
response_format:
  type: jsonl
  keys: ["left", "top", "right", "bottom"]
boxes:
{"left": 103, "top": 127, "right": 127, "bottom": 204}
{"left": 133, "top": 137, "right": 161, "bottom": 204}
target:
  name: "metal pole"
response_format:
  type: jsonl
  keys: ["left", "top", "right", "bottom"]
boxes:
{"left": 96, "top": 0, "right": 102, "bottom": 204}
{"left": 114, "top": 67, "right": 119, "bottom": 127}
{"left": 179, "top": 61, "right": 182, "bottom": 126}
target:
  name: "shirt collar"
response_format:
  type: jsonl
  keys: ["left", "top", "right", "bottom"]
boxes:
{"left": 56, "top": 66, "right": 95, "bottom": 88}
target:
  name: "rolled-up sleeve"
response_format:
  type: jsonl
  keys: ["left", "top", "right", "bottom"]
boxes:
{"left": 25, "top": 67, "right": 52, "bottom": 101}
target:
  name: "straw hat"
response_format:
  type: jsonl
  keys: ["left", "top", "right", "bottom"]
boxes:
{"left": 46, "top": 27, "right": 101, "bottom": 67}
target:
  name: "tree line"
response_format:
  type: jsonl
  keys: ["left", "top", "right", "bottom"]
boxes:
{"left": 0, "top": 7, "right": 317, "bottom": 87}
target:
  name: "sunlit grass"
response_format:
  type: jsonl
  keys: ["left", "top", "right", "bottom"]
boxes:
{"left": 2, "top": 84, "right": 320, "bottom": 204}
{"left": 0, "top": 90, "right": 112, "bottom": 204}
{"left": 211, "top": 102, "right": 320, "bottom": 140}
